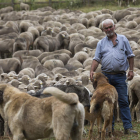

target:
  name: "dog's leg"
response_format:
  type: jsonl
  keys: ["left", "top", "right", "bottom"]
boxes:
{"left": 108, "top": 113, "right": 114, "bottom": 138}
{"left": 88, "top": 115, "right": 97, "bottom": 140}
{"left": 97, "top": 117, "right": 101, "bottom": 138}
{"left": 12, "top": 129, "right": 24, "bottom": 140}
{"left": 71, "top": 104, "right": 85, "bottom": 140}
{"left": 101, "top": 119, "right": 110, "bottom": 140}
{"left": 88, "top": 101, "right": 98, "bottom": 139}
{"left": 4, "top": 120, "right": 10, "bottom": 136}
{"left": 53, "top": 113, "right": 74, "bottom": 140}
{"left": 101, "top": 101, "right": 112, "bottom": 140}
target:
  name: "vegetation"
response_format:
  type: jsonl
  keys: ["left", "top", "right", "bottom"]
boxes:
{"left": 1, "top": 0, "right": 140, "bottom": 11}
{"left": 43, "top": 120, "right": 140, "bottom": 140}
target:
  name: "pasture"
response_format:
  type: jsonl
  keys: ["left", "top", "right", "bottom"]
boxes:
{"left": 43, "top": 121, "right": 140, "bottom": 139}
{"left": 1, "top": 0, "right": 140, "bottom": 140}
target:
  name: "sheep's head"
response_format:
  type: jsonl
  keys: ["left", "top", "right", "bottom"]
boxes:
{"left": 60, "top": 31, "right": 70, "bottom": 40}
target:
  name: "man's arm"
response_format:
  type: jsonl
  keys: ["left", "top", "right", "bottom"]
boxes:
{"left": 127, "top": 57, "right": 134, "bottom": 80}
{"left": 90, "top": 60, "right": 99, "bottom": 82}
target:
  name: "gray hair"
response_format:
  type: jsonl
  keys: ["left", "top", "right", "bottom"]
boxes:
{"left": 102, "top": 19, "right": 114, "bottom": 29}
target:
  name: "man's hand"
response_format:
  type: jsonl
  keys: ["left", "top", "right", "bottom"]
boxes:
{"left": 127, "top": 71, "right": 134, "bottom": 80}
{"left": 90, "top": 71, "right": 94, "bottom": 82}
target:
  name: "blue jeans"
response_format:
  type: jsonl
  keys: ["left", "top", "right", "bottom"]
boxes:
{"left": 103, "top": 73, "right": 132, "bottom": 130}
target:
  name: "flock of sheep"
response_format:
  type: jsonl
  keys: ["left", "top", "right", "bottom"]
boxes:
{"left": 0, "top": 1, "right": 140, "bottom": 125}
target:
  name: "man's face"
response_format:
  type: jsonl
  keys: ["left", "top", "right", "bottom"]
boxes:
{"left": 103, "top": 22, "right": 115, "bottom": 37}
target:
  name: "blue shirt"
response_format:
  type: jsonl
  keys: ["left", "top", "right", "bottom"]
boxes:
{"left": 93, "top": 34, "right": 135, "bottom": 72}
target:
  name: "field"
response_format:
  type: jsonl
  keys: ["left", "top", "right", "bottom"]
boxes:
{"left": 1, "top": 0, "right": 140, "bottom": 11}
{"left": 43, "top": 121, "right": 140, "bottom": 140}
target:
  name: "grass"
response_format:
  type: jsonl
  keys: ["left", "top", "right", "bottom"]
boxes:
{"left": 42, "top": 120, "right": 140, "bottom": 140}
{"left": 71, "top": 1, "right": 140, "bottom": 13}
{"left": 1, "top": 0, "right": 140, "bottom": 11}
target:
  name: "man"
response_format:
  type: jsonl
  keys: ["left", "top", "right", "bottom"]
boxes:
{"left": 90, "top": 19, "right": 137, "bottom": 134}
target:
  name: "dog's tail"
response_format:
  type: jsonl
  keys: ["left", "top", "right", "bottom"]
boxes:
{"left": 43, "top": 87, "right": 79, "bottom": 104}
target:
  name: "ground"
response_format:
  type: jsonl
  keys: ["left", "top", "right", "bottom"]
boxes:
{"left": 42, "top": 120, "right": 140, "bottom": 140}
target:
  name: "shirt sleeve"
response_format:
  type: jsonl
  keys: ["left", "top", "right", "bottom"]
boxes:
{"left": 124, "top": 37, "right": 135, "bottom": 58}
{"left": 93, "top": 41, "right": 101, "bottom": 62}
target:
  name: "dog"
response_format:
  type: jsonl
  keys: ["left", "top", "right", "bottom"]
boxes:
{"left": 27, "top": 85, "right": 91, "bottom": 126}
{"left": 0, "top": 83, "right": 85, "bottom": 140}
{"left": 86, "top": 72, "right": 118, "bottom": 140}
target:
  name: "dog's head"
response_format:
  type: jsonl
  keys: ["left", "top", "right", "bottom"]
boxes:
{"left": 92, "top": 72, "right": 108, "bottom": 89}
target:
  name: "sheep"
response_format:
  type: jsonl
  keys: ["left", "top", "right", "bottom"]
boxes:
{"left": 41, "top": 53, "right": 70, "bottom": 65}
{"left": 73, "top": 51, "right": 89, "bottom": 64}
{"left": 113, "top": 9, "right": 131, "bottom": 22}
{"left": 19, "top": 20, "right": 33, "bottom": 33}
{"left": 4, "top": 21, "right": 19, "bottom": 33}
{"left": 68, "top": 33, "right": 84, "bottom": 55}
{"left": 37, "top": 49, "right": 72, "bottom": 62}
{"left": 0, "top": 39, "right": 15, "bottom": 58}
{"left": 43, "top": 59, "right": 64, "bottom": 71}
{"left": 13, "top": 50, "right": 42, "bottom": 58}
{"left": 18, "top": 68, "right": 35, "bottom": 78}
{"left": 52, "top": 67, "right": 69, "bottom": 75}
{"left": 0, "top": 25, "right": 17, "bottom": 35}
{"left": 27, "top": 26, "right": 40, "bottom": 41}
{"left": 13, "top": 31, "right": 33, "bottom": 52}
{"left": 20, "top": 2, "right": 30, "bottom": 11}
{"left": 18, "top": 75, "right": 31, "bottom": 85}
{"left": 66, "top": 58, "right": 83, "bottom": 70}
{"left": 0, "top": 6, "right": 13, "bottom": 15}
{"left": 35, "top": 64, "right": 54, "bottom": 78}
{"left": 8, "top": 79, "right": 22, "bottom": 88}
{"left": 33, "top": 31, "right": 69, "bottom": 52}
{"left": 71, "top": 23, "right": 86, "bottom": 31}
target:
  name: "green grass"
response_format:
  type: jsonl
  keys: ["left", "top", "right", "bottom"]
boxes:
{"left": 1, "top": 0, "right": 140, "bottom": 11}
{"left": 43, "top": 121, "right": 140, "bottom": 140}
{"left": 83, "top": 121, "right": 140, "bottom": 140}
{"left": 72, "top": 1, "right": 140, "bottom": 13}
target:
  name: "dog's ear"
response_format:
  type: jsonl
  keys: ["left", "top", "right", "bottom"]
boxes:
{"left": 92, "top": 78, "right": 97, "bottom": 89}
{"left": 0, "top": 90, "right": 3, "bottom": 104}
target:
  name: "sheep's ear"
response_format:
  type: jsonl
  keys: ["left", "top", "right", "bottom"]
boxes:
{"left": 0, "top": 90, "right": 3, "bottom": 104}
{"left": 61, "top": 34, "right": 65, "bottom": 37}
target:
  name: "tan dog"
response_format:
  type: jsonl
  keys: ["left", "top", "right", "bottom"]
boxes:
{"left": 86, "top": 72, "right": 118, "bottom": 140}
{"left": 0, "top": 83, "right": 85, "bottom": 140}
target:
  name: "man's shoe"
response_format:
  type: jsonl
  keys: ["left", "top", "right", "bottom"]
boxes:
{"left": 124, "top": 128, "right": 138, "bottom": 135}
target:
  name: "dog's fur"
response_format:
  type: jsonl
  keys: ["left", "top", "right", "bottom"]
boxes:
{"left": 86, "top": 72, "right": 118, "bottom": 140}
{"left": 0, "top": 83, "right": 85, "bottom": 140}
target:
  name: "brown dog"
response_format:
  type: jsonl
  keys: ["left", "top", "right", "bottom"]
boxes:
{"left": 87, "top": 72, "right": 118, "bottom": 140}
{"left": 0, "top": 83, "right": 85, "bottom": 140}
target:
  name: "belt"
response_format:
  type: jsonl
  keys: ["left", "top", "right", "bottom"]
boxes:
{"left": 102, "top": 71, "right": 126, "bottom": 75}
